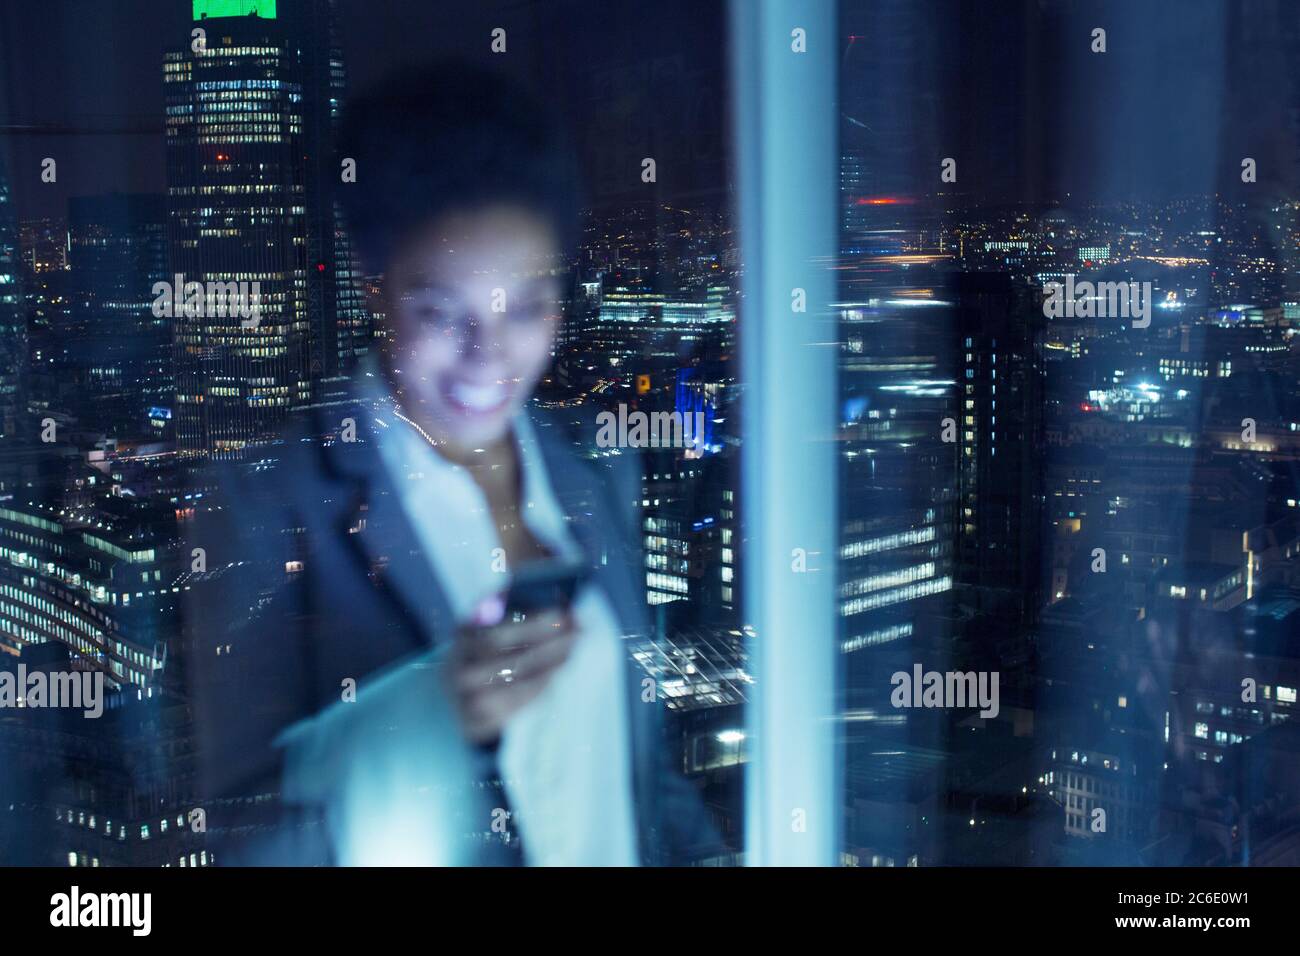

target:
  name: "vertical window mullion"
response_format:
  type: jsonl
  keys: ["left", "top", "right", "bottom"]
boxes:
{"left": 731, "top": 0, "right": 840, "bottom": 866}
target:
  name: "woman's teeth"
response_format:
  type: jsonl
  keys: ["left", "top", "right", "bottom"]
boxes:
{"left": 448, "top": 380, "right": 507, "bottom": 411}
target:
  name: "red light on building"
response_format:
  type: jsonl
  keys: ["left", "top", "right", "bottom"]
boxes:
{"left": 853, "top": 196, "right": 915, "bottom": 206}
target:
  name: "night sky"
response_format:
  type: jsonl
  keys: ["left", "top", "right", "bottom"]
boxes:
{"left": 837, "top": 0, "right": 1300, "bottom": 207}
{"left": 2, "top": 0, "right": 1298, "bottom": 221}
{"left": 0, "top": 0, "right": 730, "bottom": 221}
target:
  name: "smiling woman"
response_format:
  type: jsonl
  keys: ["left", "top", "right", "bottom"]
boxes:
{"left": 176, "top": 60, "right": 723, "bottom": 868}
{"left": 376, "top": 206, "right": 561, "bottom": 454}
{"left": 336, "top": 65, "right": 578, "bottom": 455}
{"left": 0, "top": 0, "right": 745, "bottom": 878}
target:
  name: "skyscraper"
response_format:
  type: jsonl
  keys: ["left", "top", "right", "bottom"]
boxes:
{"left": 0, "top": 158, "right": 26, "bottom": 442}
{"left": 286, "top": 0, "right": 369, "bottom": 397}
{"left": 952, "top": 272, "right": 1045, "bottom": 624}
{"left": 165, "top": 0, "right": 364, "bottom": 456}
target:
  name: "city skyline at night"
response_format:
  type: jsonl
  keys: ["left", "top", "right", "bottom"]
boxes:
{"left": 0, "top": 5, "right": 1297, "bottom": 929}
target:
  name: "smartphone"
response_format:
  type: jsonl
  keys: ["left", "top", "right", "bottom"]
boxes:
{"left": 501, "top": 559, "right": 590, "bottom": 620}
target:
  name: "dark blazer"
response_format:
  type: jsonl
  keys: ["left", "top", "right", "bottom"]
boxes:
{"left": 183, "top": 381, "right": 718, "bottom": 865}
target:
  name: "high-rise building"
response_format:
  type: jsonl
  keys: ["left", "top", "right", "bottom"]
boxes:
{"left": 836, "top": 259, "right": 959, "bottom": 654}
{"left": 66, "top": 195, "right": 171, "bottom": 440}
{"left": 165, "top": 0, "right": 364, "bottom": 456}
{"left": 952, "top": 272, "right": 1045, "bottom": 624}
{"left": 839, "top": 149, "right": 868, "bottom": 239}
{"left": 0, "top": 497, "right": 177, "bottom": 690}
{"left": 165, "top": 3, "right": 308, "bottom": 455}
{"left": 285, "top": 0, "right": 369, "bottom": 397}
{"left": 0, "top": 159, "right": 26, "bottom": 442}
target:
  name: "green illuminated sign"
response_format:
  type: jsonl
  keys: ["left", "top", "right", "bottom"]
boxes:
{"left": 193, "top": 0, "right": 277, "bottom": 19}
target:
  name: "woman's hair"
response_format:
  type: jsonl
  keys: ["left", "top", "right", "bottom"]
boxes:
{"left": 337, "top": 62, "right": 582, "bottom": 274}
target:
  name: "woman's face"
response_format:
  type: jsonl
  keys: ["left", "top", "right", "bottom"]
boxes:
{"left": 381, "top": 205, "right": 562, "bottom": 453}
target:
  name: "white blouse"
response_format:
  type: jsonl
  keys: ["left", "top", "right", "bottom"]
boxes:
{"left": 277, "top": 394, "right": 638, "bottom": 866}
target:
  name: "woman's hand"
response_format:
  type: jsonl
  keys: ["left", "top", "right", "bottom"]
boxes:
{"left": 443, "top": 596, "right": 578, "bottom": 745}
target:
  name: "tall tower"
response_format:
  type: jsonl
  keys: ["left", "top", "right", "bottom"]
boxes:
{"left": 0, "top": 157, "right": 26, "bottom": 442}
{"left": 284, "top": 0, "right": 369, "bottom": 398}
{"left": 166, "top": 1, "right": 308, "bottom": 455}
{"left": 952, "top": 272, "right": 1045, "bottom": 623}
{"left": 165, "top": 0, "right": 363, "bottom": 456}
